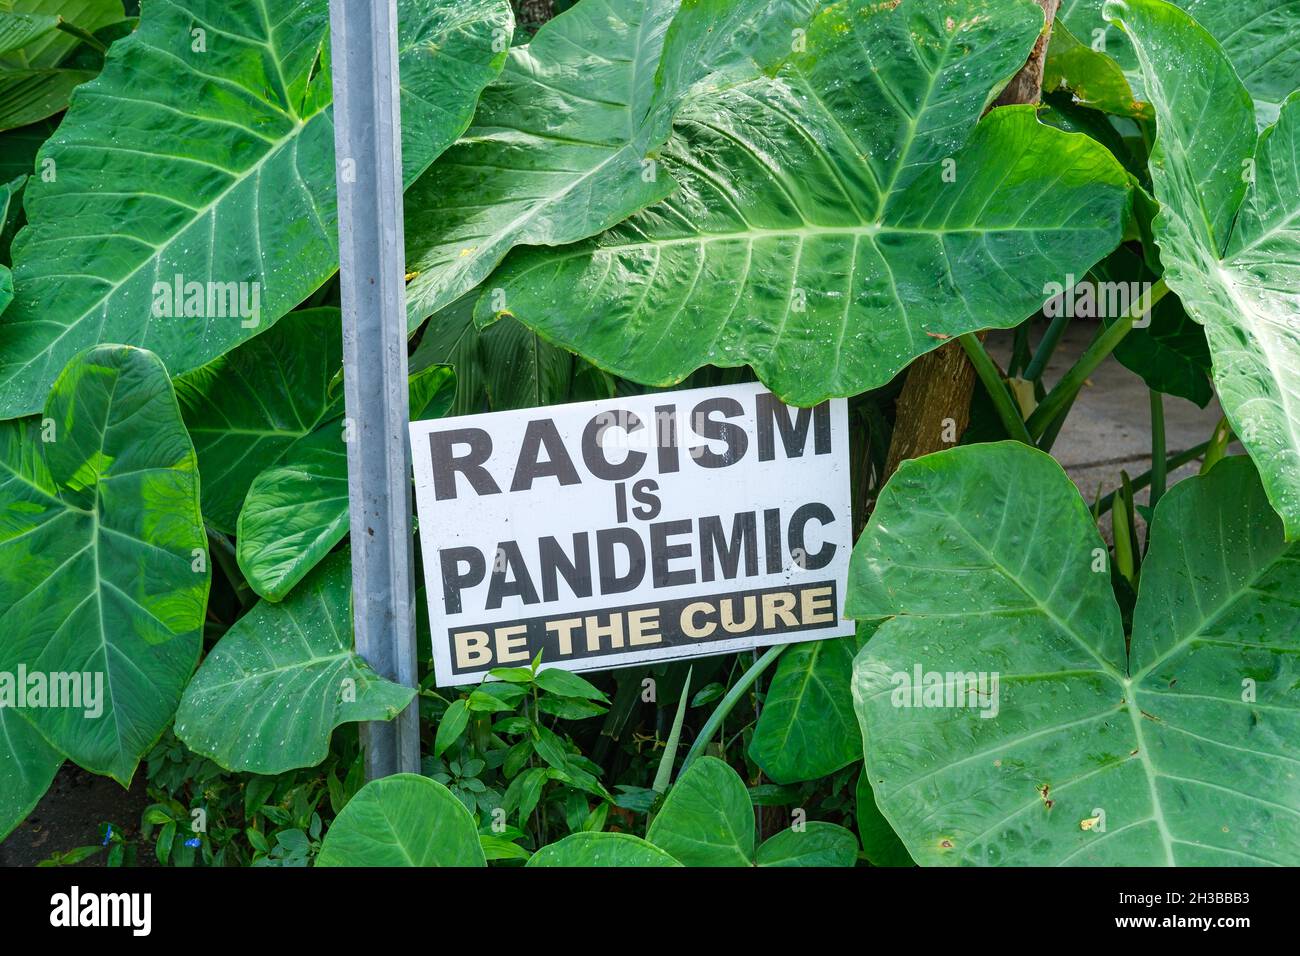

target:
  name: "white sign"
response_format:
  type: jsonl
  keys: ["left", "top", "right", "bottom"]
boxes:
{"left": 409, "top": 381, "right": 854, "bottom": 686}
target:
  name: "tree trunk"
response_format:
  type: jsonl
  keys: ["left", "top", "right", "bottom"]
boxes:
{"left": 883, "top": 340, "right": 981, "bottom": 477}
{"left": 880, "top": 0, "right": 1060, "bottom": 481}
{"left": 991, "top": 0, "right": 1061, "bottom": 109}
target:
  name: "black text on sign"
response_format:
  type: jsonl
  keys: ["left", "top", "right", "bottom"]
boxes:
{"left": 408, "top": 381, "right": 854, "bottom": 685}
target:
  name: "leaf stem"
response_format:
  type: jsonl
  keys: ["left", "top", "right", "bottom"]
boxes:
{"left": 56, "top": 17, "right": 108, "bottom": 54}
{"left": 680, "top": 645, "right": 785, "bottom": 777}
{"left": 1022, "top": 312, "right": 1071, "bottom": 382}
{"left": 1025, "top": 279, "right": 1169, "bottom": 439}
{"left": 1148, "top": 390, "right": 1166, "bottom": 511}
{"left": 1095, "top": 440, "right": 1210, "bottom": 515}
{"left": 651, "top": 666, "right": 692, "bottom": 794}
{"left": 1035, "top": 384, "right": 1079, "bottom": 454}
{"left": 1112, "top": 475, "right": 1136, "bottom": 582}
{"left": 1200, "top": 416, "right": 1233, "bottom": 475}
{"left": 958, "top": 333, "right": 1032, "bottom": 445}
{"left": 1009, "top": 323, "right": 1032, "bottom": 377}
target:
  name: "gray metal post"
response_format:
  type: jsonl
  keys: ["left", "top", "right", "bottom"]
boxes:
{"left": 329, "top": 0, "right": 420, "bottom": 777}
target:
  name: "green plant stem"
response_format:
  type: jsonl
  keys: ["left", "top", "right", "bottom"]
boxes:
{"left": 56, "top": 17, "right": 108, "bottom": 53}
{"left": 1095, "top": 440, "right": 1210, "bottom": 515}
{"left": 680, "top": 645, "right": 786, "bottom": 776}
{"left": 1025, "top": 279, "right": 1169, "bottom": 439}
{"left": 1200, "top": 416, "right": 1233, "bottom": 474}
{"left": 958, "top": 333, "right": 1033, "bottom": 445}
{"left": 1009, "top": 323, "right": 1032, "bottom": 377}
{"left": 1112, "top": 475, "right": 1135, "bottom": 582}
{"left": 1149, "top": 390, "right": 1167, "bottom": 511}
{"left": 652, "top": 667, "right": 691, "bottom": 794}
{"left": 1035, "top": 385, "right": 1080, "bottom": 454}
{"left": 1022, "top": 312, "right": 1070, "bottom": 381}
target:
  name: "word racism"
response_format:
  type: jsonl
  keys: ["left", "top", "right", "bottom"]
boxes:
{"left": 0, "top": 665, "right": 103, "bottom": 718}
{"left": 410, "top": 382, "right": 854, "bottom": 684}
{"left": 49, "top": 887, "right": 151, "bottom": 936}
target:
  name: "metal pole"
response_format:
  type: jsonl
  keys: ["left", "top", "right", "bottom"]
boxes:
{"left": 329, "top": 0, "right": 420, "bottom": 777}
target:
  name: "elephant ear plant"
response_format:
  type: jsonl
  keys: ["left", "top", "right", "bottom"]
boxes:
{"left": 476, "top": 0, "right": 1132, "bottom": 404}
{"left": 0, "top": 0, "right": 512, "bottom": 419}
{"left": 0, "top": 346, "right": 207, "bottom": 829}
{"left": 0, "top": 0, "right": 514, "bottom": 842}
{"left": 2, "top": 0, "right": 1300, "bottom": 868}
{"left": 851, "top": 444, "right": 1300, "bottom": 866}
{"left": 1103, "top": 0, "right": 1300, "bottom": 537}
{"left": 320, "top": 756, "right": 859, "bottom": 867}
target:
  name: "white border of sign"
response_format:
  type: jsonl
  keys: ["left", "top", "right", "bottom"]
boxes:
{"left": 410, "top": 381, "right": 855, "bottom": 686}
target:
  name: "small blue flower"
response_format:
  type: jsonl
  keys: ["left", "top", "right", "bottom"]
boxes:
{"left": 184, "top": 837, "right": 202, "bottom": 848}
{"left": 101, "top": 824, "right": 113, "bottom": 846}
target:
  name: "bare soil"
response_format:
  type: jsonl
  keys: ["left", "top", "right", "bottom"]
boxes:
{"left": 0, "top": 764, "right": 153, "bottom": 867}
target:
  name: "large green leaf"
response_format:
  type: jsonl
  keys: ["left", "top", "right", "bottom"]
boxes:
{"left": 753, "top": 821, "right": 858, "bottom": 866}
{"left": 236, "top": 420, "right": 348, "bottom": 602}
{"left": 647, "top": 755, "right": 858, "bottom": 866}
{"left": 174, "top": 552, "right": 414, "bottom": 774}
{"left": 402, "top": 0, "right": 829, "bottom": 327}
{"left": 402, "top": 0, "right": 679, "bottom": 326}
{"left": 749, "top": 624, "right": 871, "bottom": 784}
{"left": 0, "top": 703, "right": 61, "bottom": 841}
{"left": 410, "top": 295, "right": 485, "bottom": 416}
{"left": 1107, "top": 0, "right": 1300, "bottom": 536}
{"left": 526, "top": 831, "right": 681, "bottom": 867}
{"left": 0, "top": 11, "right": 59, "bottom": 58}
{"left": 176, "top": 308, "right": 342, "bottom": 533}
{"left": 652, "top": 0, "right": 825, "bottom": 108}
{"left": 1, "top": 1, "right": 120, "bottom": 67}
{"left": 855, "top": 767, "right": 913, "bottom": 866}
{"left": 0, "top": 0, "right": 511, "bottom": 419}
{"left": 0, "top": 63, "right": 97, "bottom": 131}
{"left": 850, "top": 443, "right": 1300, "bottom": 865}
{"left": 0, "top": 1, "right": 123, "bottom": 131}
{"left": 478, "top": 315, "right": 572, "bottom": 411}
{"left": 0, "top": 346, "right": 206, "bottom": 784}
{"left": 648, "top": 755, "right": 753, "bottom": 865}
{"left": 0, "top": 263, "right": 10, "bottom": 314}
{"left": 237, "top": 365, "right": 455, "bottom": 601}
{"left": 395, "top": 0, "right": 515, "bottom": 178}
{"left": 316, "top": 773, "right": 485, "bottom": 867}
{"left": 1176, "top": 0, "right": 1300, "bottom": 127}
{"left": 410, "top": 299, "right": 579, "bottom": 415}
{"left": 477, "top": 0, "right": 1132, "bottom": 405}
{"left": 1043, "top": 18, "right": 1149, "bottom": 120}
{"left": 1063, "top": 0, "right": 1300, "bottom": 127}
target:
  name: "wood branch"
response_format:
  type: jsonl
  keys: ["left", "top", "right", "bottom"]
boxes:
{"left": 880, "top": 0, "right": 1059, "bottom": 482}
{"left": 991, "top": 0, "right": 1061, "bottom": 108}
{"left": 883, "top": 337, "right": 981, "bottom": 478}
